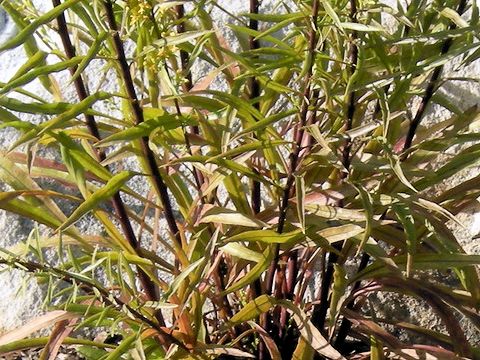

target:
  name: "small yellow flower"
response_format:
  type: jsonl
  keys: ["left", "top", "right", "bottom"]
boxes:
{"left": 127, "top": 0, "right": 152, "bottom": 26}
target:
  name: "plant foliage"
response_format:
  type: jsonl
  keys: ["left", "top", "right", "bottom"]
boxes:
{"left": 0, "top": 0, "right": 479, "bottom": 358}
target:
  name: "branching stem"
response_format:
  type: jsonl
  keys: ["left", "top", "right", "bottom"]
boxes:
{"left": 402, "top": 0, "right": 467, "bottom": 156}
{"left": 311, "top": 0, "right": 358, "bottom": 337}
{"left": 103, "top": 1, "right": 181, "bottom": 250}
{"left": 0, "top": 258, "right": 184, "bottom": 350}
{"left": 260, "top": 2, "right": 320, "bottom": 356}
{"left": 52, "top": 0, "right": 161, "bottom": 310}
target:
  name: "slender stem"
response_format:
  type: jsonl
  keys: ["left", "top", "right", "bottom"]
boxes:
{"left": 245, "top": 2, "right": 267, "bottom": 356}
{"left": 175, "top": 4, "right": 194, "bottom": 95}
{"left": 333, "top": 252, "right": 370, "bottom": 347}
{"left": 103, "top": 1, "right": 181, "bottom": 249}
{"left": 311, "top": 0, "right": 358, "bottom": 337}
{"left": 341, "top": 0, "right": 358, "bottom": 173}
{"left": 52, "top": 0, "right": 161, "bottom": 309}
{"left": 249, "top": 0, "right": 262, "bottom": 217}
{"left": 0, "top": 258, "right": 184, "bottom": 349}
{"left": 172, "top": 4, "right": 206, "bottom": 193}
{"left": 260, "top": 2, "right": 320, "bottom": 357}
{"left": 336, "top": 0, "right": 467, "bottom": 339}
{"left": 265, "top": 0, "right": 320, "bottom": 297}
{"left": 402, "top": 0, "right": 467, "bottom": 156}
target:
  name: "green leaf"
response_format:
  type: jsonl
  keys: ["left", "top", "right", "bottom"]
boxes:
{"left": 199, "top": 206, "right": 266, "bottom": 228}
{"left": 8, "top": 50, "right": 48, "bottom": 84}
{"left": 61, "top": 144, "right": 88, "bottom": 198}
{"left": 280, "top": 301, "right": 346, "bottom": 360}
{"left": 319, "top": 0, "right": 342, "bottom": 28}
{"left": 57, "top": 171, "right": 138, "bottom": 232}
{"left": 224, "top": 229, "right": 304, "bottom": 244}
{"left": 0, "top": 337, "right": 114, "bottom": 355}
{"left": 228, "top": 24, "right": 293, "bottom": 50}
{"left": 241, "top": 12, "right": 303, "bottom": 23}
{"left": 0, "top": 0, "right": 84, "bottom": 52}
{"left": 354, "top": 185, "right": 374, "bottom": 254}
{"left": 318, "top": 224, "right": 364, "bottom": 243}
{"left": 0, "top": 97, "right": 76, "bottom": 115}
{"left": 221, "top": 247, "right": 273, "bottom": 295}
{"left": 254, "top": 14, "right": 305, "bottom": 40}
{"left": 1, "top": 57, "right": 83, "bottom": 95}
{"left": 96, "top": 113, "right": 193, "bottom": 146}
{"left": 104, "top": 333, "right": 137, "bottom": 360}
{"left": 414, "top": 143, "right": 480, "bottom": 190}
{"left": 328, "top": 264, "right": 347, "bottom": 331}
{"left": 353, "top": 254, "right": 480, "bottom": 283}
{"left": 227, "top": 295, "right": 276, "bottom": 326}
{"left": 305, "top": 205, "right": 368, "bottom": 222}
{"left": 223, "top": 173, "right": 251, "bottom": 215}
{"left": 208, "top": 140, "right": 288, "bottom": 162}
{"left": 53, "top": 132, "right": 112, "bottom": 181}
{"left": 39, "top": 91, "right": 111, "bottom": 133}
{"left": 340, "top": 22, "right": 384, "bottom": 32}
{"left": 220, "top": 243, "right": 264, "bottom": 263}
{"left": 70, "top": 31, "right": 109, "bottom": 83}
{"left": 149, "top": 30, "right": 213, "bottom": 49}
{"left": 440, "top": 7, "right": 469, "bottom": 28}
{"left": 233, "top": 109, "right": 297, "bottom": 139}
{"left": 163, "top": 258, "right": 206, "bottom": 299}
{"left": 392, "top": 203, "right": 416, "bottom": 277}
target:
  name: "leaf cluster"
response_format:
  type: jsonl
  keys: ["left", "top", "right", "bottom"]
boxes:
{"left": 0, "top": 0, "right": 479, "bottom": 359}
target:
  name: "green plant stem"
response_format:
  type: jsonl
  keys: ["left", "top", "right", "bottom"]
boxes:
{"left": 147, "top": 7, "right": 204, "bottom": 196}
{"left": 265, "top": 0, "right": 320, "bottom": 297}
{"left": 333, "top": 252, "right": 370, "bottom": 347}
{"left": 260, "top": 1, "right": 320, "bottom": 357}
{"left": 0, "top": 257, "right": 184, "bottom": 350}
{"left": 402, "top": 0, "right": 467, "bottom": 156}
{"left": 336, "top": 0, "right": 467, "bottom": 343}
{"left": 171, "top": 6, "right": 235, "bottom": 326}
{"left": 311, "top": 0, "right": 359, "bottom": 338}
{"left": 103, "top": 0, "right": 181, "bottom": 248}
{"left": 341, "top": 0, "right": 359, "bottom": 172}
{"left": 249, "top": 0, "right": 262, "bottom": 218}
{"left": 175, "top": 4, "right": 193, "bottom": 95}
{"left": 247, "top": 0, "right": 264, "bottom": 305}
{"left": 52, "top": 0, "right": 161, "bottom": 310}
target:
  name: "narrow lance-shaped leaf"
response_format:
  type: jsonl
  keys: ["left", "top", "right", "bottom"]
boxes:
{"left": 226, "top": 295, "right": 276, "bottom": 327}
{"left": 221, "top": 246, "right": 273, "bottom": 295}
{"left": 104, "top": 333, "right": 137, "bottom": 360}
{"left": 0, "top": 97, "right": 79, "bottom": 115}
{"left": 278, "top": 300, "right": 346, "bottom": 360}
{"left": 39, "top": 91, "right": 111, "bottom": 134}
{"left": 1, "top": 3, "right": 56, "bottom": 93}
{"left": 96, "top": 113, "right": 194, "bottom": 147}
{"left": 57, "top": 171, "right": 138, "bottom": 232}
{"left": 10, "top": 92, "right": 111, "bottom": 151}
{"left": 392, "top": 203, "right": 416, "bottom": 277}
{"left": 70, "top": 30, "right": 109, "bottom": 83}
{"left": 199, "top": 206, "right": 267, "bottom": 228}
{"left": 0, "top": 0, "right": 84, "bottom": 52}
{"left": 0, "top": 57, "right": 83, "bottom": 95}
{"left": 352, "top": 253, "right": 480, "bottom": 283}
{"left": 354, "top": 184, "right": 374, "bottom": 255}
{"left": 60, "top": 144, "right": 88, "bottom": 198}
{"left": 328, "top": 264, "right": 347, "bottom": 335}
{"left": 162, "top": 257, "right": 206, "bottom": 300}
{"left": 224, "top": 229, "right": 304, "bottom": 244}
{"left": 8, "top": 50, "right": 48, "bottom": 85}
{"left": 220, "top": 243, "right": 264, "bottom": 263}
{"left": 295, "top": 174, "right": 306, "bottom": 231}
